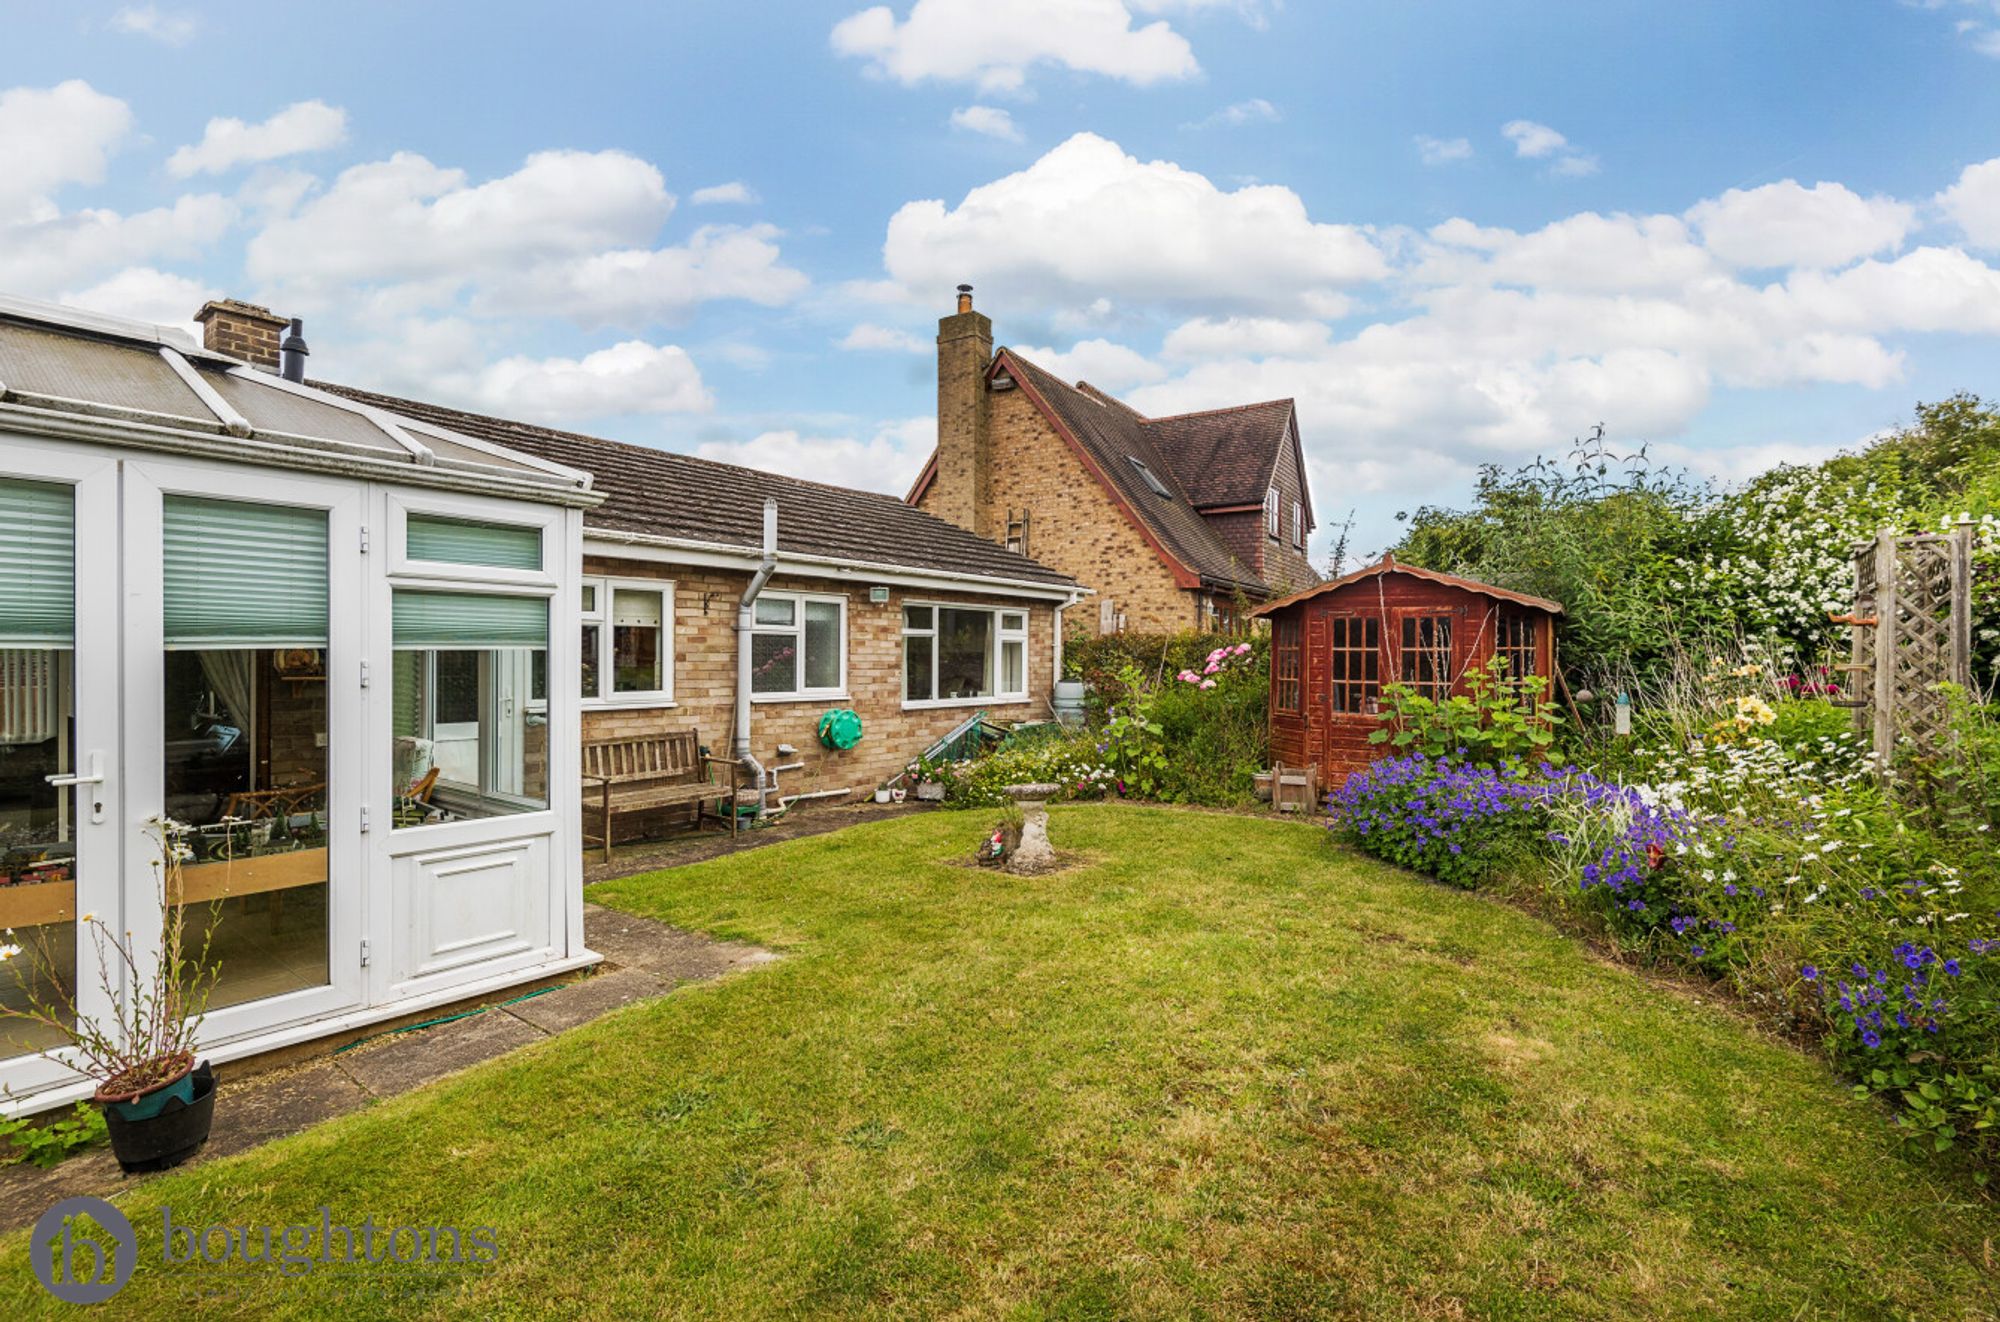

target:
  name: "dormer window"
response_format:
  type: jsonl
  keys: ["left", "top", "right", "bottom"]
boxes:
{"left": 1265, "top": 487, "right": 1280, "bottom": 538}
{"left": 1128, "top": 456, "right": 1172, "bottom": 499}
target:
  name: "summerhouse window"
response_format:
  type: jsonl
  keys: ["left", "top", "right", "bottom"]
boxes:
{"left": 580, "top": 577, "right": 672, "bottom": 706}
{"left": 1273, "top": 616, "right": 1302, "bottom": 712}
{"left": 391, "top": 590, "right": 550, "bottom": 823}
{"left": 1329, "top": 616, "right": 1380, "bottom": 713}
{"left": 1496, "top": 614, "right": 1536, "bottom": 680}
{"left": 750, "top": 593, "right": 846, "bottom": 700}
{"left": 1265, "top": 487, "right": 1280, "bottom": 538}
{"left": 1399, "top": 614, "right": 1453, "bottom": 699}
{"left": 902, "top": 604, "right": 1027, "bottom": 705}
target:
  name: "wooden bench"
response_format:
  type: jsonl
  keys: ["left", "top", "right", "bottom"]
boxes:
{"left": 581, "top": 730, "right": 749, "bottom": 861}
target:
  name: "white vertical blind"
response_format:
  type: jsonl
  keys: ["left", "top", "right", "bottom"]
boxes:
{"left": 163, "top": 496, "right": 328, "bottom": 648}
{"left": 0, "top": 478, "right": 74, "bottom": 647}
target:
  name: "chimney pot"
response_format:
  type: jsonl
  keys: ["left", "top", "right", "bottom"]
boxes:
{"left": 956, "top": 284, "right": 973, "bottom": 314}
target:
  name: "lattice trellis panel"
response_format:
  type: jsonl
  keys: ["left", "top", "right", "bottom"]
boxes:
{"left": 1849, "top": 522, "right": 1974, "bottom": 762}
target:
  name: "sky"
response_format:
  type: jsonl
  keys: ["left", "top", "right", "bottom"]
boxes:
{"left": 9, "top": 1, "right": 2000, "bottom": 564}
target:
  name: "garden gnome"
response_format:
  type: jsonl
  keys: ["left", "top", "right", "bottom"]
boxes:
{"left": 1002, "top": 783, "right": 1059, "bottom": 871}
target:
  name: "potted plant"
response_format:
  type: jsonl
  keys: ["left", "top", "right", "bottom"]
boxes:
{"left": 873, "top": 785, "right": 892, "bottom": 804}
{"left": 911, "top": 757, "right": 950, "bottom": 802}
{"left": 0, "top": 818, "right": 221, "bottom": 1174}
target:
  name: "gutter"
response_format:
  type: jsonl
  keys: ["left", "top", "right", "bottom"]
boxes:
{"left": 585, "top": 526, "right": 1084, "bottom": 601}
{"left": 733, "top": 499, "right": 779, "bottom": 816}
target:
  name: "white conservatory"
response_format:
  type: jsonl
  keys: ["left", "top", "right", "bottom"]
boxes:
{"left": 0, "top": 296, "right": 600, "bottom": 1112}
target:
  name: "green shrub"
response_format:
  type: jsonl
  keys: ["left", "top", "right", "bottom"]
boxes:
{"left": 935, "top": 732, "right": 1118, "bottom": 808}
{"left": 1369, "top": 657, "right": 1559, "bottom": 767}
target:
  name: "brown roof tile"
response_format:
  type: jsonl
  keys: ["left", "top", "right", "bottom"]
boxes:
{"left": 319, "top": 383, "right": 1080, "bottom": 590}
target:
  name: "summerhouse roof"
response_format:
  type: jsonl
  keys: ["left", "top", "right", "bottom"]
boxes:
{"left": 0, "top": 294, "right": 597, "bottom": 506}
{"left": 1249, "top": 554, "right": 1565, "bottom": 617}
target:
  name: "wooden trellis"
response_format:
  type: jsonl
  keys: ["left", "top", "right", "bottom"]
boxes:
{"left": 1846, "top": 520, "right": 1974, "bottom": 762}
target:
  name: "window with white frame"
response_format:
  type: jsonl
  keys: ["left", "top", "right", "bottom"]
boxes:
{"left": 750, "top": 593, "right": 845, "bottom": 698}
{"left": 1292, "top": 500, "right": 1304, "bottom": 548}
{"left": 579, "top": 577, "right": 671, "bottom": 704}
{"left": 1265, "top": 487, "right": 1280, "bottom": 538}
{"left": 903, "top": 604, "right": 1027, "bottom": 705}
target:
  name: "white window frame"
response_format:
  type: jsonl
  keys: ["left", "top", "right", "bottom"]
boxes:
{"left": 1292, "top": 500, "right": 1305, "bottom": 548}
{"left": 748, "top": 590, "right": 848, "bottom": 702}
{"left": 902, "top": 602, "right": 1029, "bottom": 709}
{"left": 579, "top": 575, "right": 674, "bottom": 708}
{"left": 385, "top": 490, "right": 559, "bottom": 588}
{"left": 1265, "top": 487, "right": 1280, "bottom": 539}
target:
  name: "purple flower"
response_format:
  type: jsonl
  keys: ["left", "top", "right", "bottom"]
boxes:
{"left": 1861, "top": 1029, "right": 1881, "bottom": 1049}
{"left": 1801, "top": 965, "right": 1818, "bottom": 981}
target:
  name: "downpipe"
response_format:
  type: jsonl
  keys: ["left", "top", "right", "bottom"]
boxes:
{"left": 734, "top": 498, "right": 778, "bottom": 816}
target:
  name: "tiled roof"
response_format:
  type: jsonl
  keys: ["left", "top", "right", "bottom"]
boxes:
{"left": 1250, "top": 555, "right": 1565, "bottom": 617}
{"left": 1143, "top": 399, "right": 1297, "bottom": 510}
{"left": 999, "top": 351, "right": 1274, "bottom": 593}
{"left": 320, "top": 383, "right": 1080, "bottom": 591}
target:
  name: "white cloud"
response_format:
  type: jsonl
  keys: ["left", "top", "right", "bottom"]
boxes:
{"left": 1163, "top": 316, "right": 1334, "bottom": 360}
{"left": 840, "top": 323, "right": 929, "bottom": 352}
{"left": 167, "top": 100, "right": 348, "bottom": 177}
{"left": 1687, "top": 179, "right": 1913, "bottom": 269}
{"left": 1501, "top": 119, "right": 1596, "bottom": 176}
{"left": 0, "top": 193, "right": 235, "bottom": 298}
{"left": 694, "top": 416, "right": 936, "bottom": 495}
{"left": 61, "top": 267, "right": 214, "bottom": 331}
{"left": 455, "top": 341, "right": 713, "bottom": 423}
{"left": 1501, "top": 119, "right": 1570, "bottom": 159}
{"left": 690, "top": 181, "right": 758, "bottom": 206}
{"left": 949, "top": 105, "right": 1023, "bottom": 142}
{"left": 1185, "top": 98, "right": 1280, "bottom": 130}
{"left": 1937, "top": 157, "right": 2000, "bottom": 248}
{"left": 881, "top": 132, "right": 1384, "bottom": 317}
{"left": 108, "top": 5, "right": 195, "bottom": 46}
{"left": 245, "top": 149, "right": 806, "bottom": 326}
{"left": 0, "top": 81, "right": 134, "bottom": 222}
{"left": 1415, "top": 135, "right": 1472, "bottom": 166}
{"left": 1014, "top": 338, "right": 1167, "bottom": 391}
{"left": 831, "top": 0, "right": 1200, "bottom": 93}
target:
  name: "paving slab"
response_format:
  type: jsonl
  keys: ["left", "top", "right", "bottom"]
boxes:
{"left": 504, "top": 967, "right": 666, "bottom": 1033}
{"left": 202, "top": 1059, "right": 374, "bottom": 1161}
{"left": 335, "top": 1005, "right": 550, "bottom": 1099}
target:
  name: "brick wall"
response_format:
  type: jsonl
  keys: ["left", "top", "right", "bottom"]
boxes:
{"left": 578, "top": 556, "right": 1059, "bottom": 809}
{"left": 194, "top": 300, "right": 287, "bottom": 372}
{"left": 918, "top": 386, "right": 1199, "bottom": 636}
{"left": 930, "top": 309, "right": 994, "bottom": 537}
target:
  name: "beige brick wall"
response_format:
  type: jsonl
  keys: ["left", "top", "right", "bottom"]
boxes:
{"left": 917, "top": 387, "right": 1199, "bottom": 636}
{"left": 578, "top": 556, "right": 1059, "bottom": 807}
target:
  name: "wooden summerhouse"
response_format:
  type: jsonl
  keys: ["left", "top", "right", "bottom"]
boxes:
{"left": 1250, "top": 556, "right": 1563, "bottom": 783}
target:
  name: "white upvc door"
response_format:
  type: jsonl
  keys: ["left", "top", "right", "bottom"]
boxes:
{"left": 0, "top": 438, "right": 121, "bottom": 1100}
{"left": 121, "top": 458, "right": 367, "bottom": 1046}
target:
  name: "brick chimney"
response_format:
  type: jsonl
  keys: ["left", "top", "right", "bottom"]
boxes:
{"left": 193, "top": 299, "right": 289, "bottom": 372}
{"left": 933, "top": 284, "right": 994, "bottom": 539}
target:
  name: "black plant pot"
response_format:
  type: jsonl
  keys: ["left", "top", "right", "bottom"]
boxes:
{"left": 102, "top": 1060, "right": 216, "bottom": 1174}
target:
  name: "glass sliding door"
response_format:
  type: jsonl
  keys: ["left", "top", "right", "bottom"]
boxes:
{"left": 0, "top": 479, "right": 80, "bottom": 1059}
{"left": 161, "top": 497, "right": 331, "bottom": 1012}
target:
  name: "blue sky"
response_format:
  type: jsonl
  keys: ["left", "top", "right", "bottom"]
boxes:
{"left": 9, "top": 1, "right": 2000, "bottom": 560}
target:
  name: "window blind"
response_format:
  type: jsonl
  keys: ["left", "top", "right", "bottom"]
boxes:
{"left": 393, "top": 591, "right": 548, "bottom": 649}
{"left": 164, "top": 496, "right": 327, "bottom": 648}
{"left": 0, "top": 479, "right": 74, "bottom": 647}
{"left": 406, "top": 514, "right": 542, "bottom": 571}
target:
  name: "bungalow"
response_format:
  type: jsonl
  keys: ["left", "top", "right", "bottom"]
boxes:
{"left": 185, "top": 303, "right": 1086, "bottom": 835}
{"left": 0, "top": 294, "right": 600, "bottom": 1113}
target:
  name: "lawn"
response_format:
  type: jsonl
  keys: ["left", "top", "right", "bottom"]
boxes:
{"left": 6, "top": 804, "right": 2000, "bottom": 1318}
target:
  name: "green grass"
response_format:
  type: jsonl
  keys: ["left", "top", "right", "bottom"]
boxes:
{"left": 6, "top": 804, "right": 2000, "bottom": 1318}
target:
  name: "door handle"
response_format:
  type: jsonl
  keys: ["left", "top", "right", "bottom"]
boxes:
{"left": 45, "top": 752, "right": 107, "bottom": 824}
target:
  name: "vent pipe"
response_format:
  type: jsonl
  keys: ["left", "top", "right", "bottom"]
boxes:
{"left": 278, "top": 318, "right": 309, "bottom": 383}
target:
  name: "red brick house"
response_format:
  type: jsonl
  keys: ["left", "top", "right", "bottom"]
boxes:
{"left": 908, "top": 289, "right": 1319, "bottom": 633}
